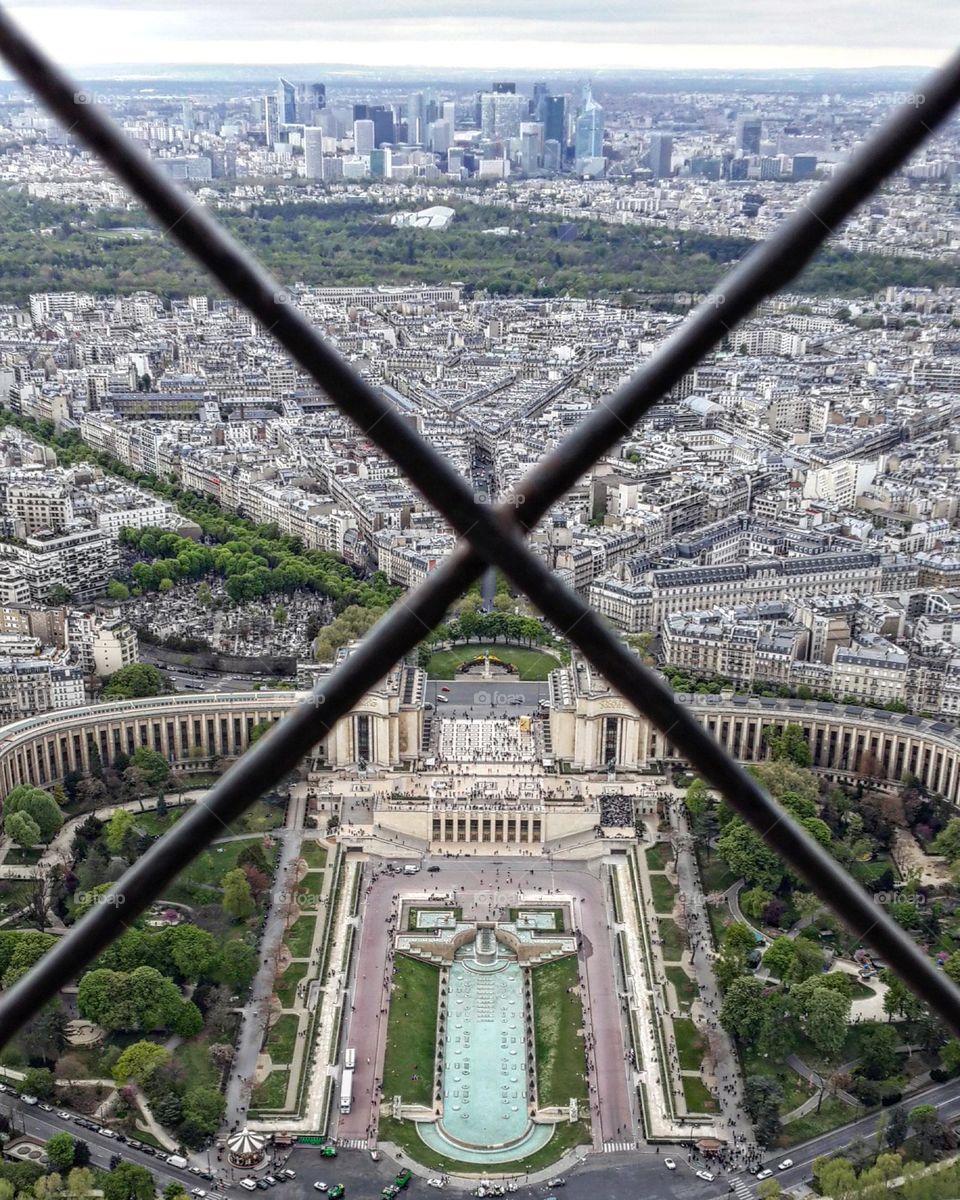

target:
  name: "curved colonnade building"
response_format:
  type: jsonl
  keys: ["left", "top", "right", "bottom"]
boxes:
{"left": 0, "top": 656, "right": 957, "bottom": 807}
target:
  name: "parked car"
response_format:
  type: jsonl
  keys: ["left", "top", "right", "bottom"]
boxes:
{"left": 778, "top": 1160, "right": 794, "bottom": 1172}
{"left": 239, "top": 1182, "right": 258, "bottom": 1192}
{"left": 427, "top": 865, "right": 440, "bottom": 872}
{"left": 440, "top": 686, "right": 451, "bottom": 693}
{"left": 546, "top": 1180, "right": 565, "bottom": 1188}
{"left": 320, "top": 1146, "right": 337, "bottom": 1158}
{"left": 663, "top": 1159, "right": 676, "bottom": 1171}
{"left": 395, "top": 1171, "right": 412, "bottom": 1191}
{"left": 328, "top": 1187, "right": 345, "bottom": 1200}
{"left": 281, "top": 1171, "right": 296, "bottom": 1181}
{"left": 427, "top": 1180, "right": 445, "bottom": 1190}
{"left": 38, "top": 1103, "right": 54, "bottom": 1113}
{"left": 756, "top": 1170, "right": 773, "bottom": 1181}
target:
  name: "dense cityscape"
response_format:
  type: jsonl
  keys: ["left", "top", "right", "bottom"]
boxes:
{"left": 0, "top": 20, "right": 959, "bottom": 1200}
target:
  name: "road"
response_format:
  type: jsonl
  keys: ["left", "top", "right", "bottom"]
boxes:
{"left": 427, "top": 680, "right": 548, "bottom": 716}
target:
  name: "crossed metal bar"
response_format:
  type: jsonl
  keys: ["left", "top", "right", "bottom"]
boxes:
{"left": 0, "top": 8, "right": 959, "bottom": 1046}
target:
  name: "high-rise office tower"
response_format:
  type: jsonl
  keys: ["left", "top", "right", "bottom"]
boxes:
{"left": 181, "top": 100, "right": 193, "bottom": 132}
{"left": 541, "top": 95, "right": 566, "bottom": 148}
{"left": 407, "top": 92, "right": 425, "bottom": 143}
{"left": 369, "top": 148, "right": 392, "bottom": 179}
{"left": 442, "top": 101, "right": 457, "bottom": 129}
{"left": 520, "top": 122, "right": 544, "bottom": 171}
{"left": 543, "top": 139, "right": 561, "bottom": 173}
{"left": 354, "top": 119, "right": 375, "bottom": 156}
{"left": 278, "top": 77, "right": 297, "bottom": 125}
{"left": 575, "top": 92, "right": 604, "bottom": 160}
{"left": 792, "top": 154, "right": 818, "bottom": 180}
{"left": 736, "top": 115, "right": 762, "bottom": 155}
{"left": 303, "top": 127, "right": 324, "bottom": 179}
{"left": 447, "top": 146, "right": 465, "bottom": 174}
{"left": 369, "top": 106, "right": 395, "bottom": 148}
{"left": 492, "top": 81, "right": 516, "bottom": 94}
{"left": 532, "top": 81, "right": 548, "bottom": 117}
{"left": 647, "top": 132, "right": 673, "bottom": 179}
{"left": 262, "top": 95, "right": 279, "bottom": 147}
{"left": 480, "top": 92, "right": 524, "bottom": 140}
{"left": 428, "top": 120, "right": 452, "bottom": 154}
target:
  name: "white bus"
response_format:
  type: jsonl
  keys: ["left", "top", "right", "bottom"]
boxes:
{"left": 340, "top": 1067, "right": 354, "bottom": 1114}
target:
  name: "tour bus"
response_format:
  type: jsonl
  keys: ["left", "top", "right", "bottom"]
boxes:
{"left": 344, "top": 1048, "right": 356, "bottom": 1071}
{"left": 340, "top": 1067, "right": 354, "bottom": 1114}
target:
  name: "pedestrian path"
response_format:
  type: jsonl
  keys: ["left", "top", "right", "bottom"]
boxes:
{"left": 729, "top": 1176, "right": 753, "bottom": 1200}
{"left": 338, "top": 1138, "right": 368, "bottom": 1150}
{"left": 602, "top": 1141, "right": 636, "bottom": 1153}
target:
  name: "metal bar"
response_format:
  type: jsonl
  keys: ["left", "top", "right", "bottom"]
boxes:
{"left": 0, "top": 5, "right": 958, "bottom": 1042}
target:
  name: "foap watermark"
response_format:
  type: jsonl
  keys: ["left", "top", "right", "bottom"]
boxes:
{"left": 273, "top": 889, "right": 322, "bottom": 908}
{"left": 875, "top": 890, "right": 926, "bottom": 907}
{"left": 76, "top": 889, "right": 125, "bottom": 909}
{"left": 73, "top": 89, "right": 110, "bottom": 107}
{"left": 473, "top": 690, "right": 528, "bottom": 706}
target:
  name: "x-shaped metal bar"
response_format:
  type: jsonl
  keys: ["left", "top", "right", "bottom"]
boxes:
{"left": 1, "top": 5, "right": 959, "bottom": 1043}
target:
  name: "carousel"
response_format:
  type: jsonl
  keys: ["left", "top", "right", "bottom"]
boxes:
{"left": 226, "top": 1129, "right": 267, "bottom": 1170}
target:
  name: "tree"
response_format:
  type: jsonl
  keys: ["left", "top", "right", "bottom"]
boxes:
{"left": 745, "top": 1075, "right": 783, "bottom": 1145}
{"left": 22, "top": 1066, "right": 55, "bottom": 1099}
{"left": 101, "top": 664, "right": 165, "bottom": 700}
{"left": 168, "top": 924, "right": 216, "bottom": 983}
{"left": 44, "top": 1134, "right": 76, "bottom": 1172}
{"left": 106, "top": 580, "right": 130, "bottom": 602}
{"left": 784, "top": 937, "right": 826, "bottom": 985}
{"left": 104, "top": 810, "right": 135, "bottom": 856}
{"left": 762, "top": 936, "right": 795, "bottom": 978}
{"left": 102, "top": 1163, "right": 156, "bottom": 1200}
{"left": 208, "top": 1042, "right": 234, "bottom": 1071}
{"left": 273, "top": 604, "right": 287, "bottom": 626}
{"left": 67, "top": 1167, "right": 94, "bottom": 1197}
{"left": 766, "top": 724, "right": 812, "bottom": 768}
{"left": 130, "top": 748, "right": 170, "bottom": 792}
{"left": 720, "top": 976, "right": 767, "bottom": 1041}
{"left": 883, "top": 1104, "right": 909, "bottom": 1149}
{"left": 881, "top": 970, "right": 925, "bottom": 1022}
{"left": 6, "top": 810, "right": 42, "bottom": 848}
{"left": 173, "top": 1000, "right": 203, "bottom": 1038}
{"left": 221, "top": 868, "right": 255, "bottom": 920}
{"left": 717, "top": 819, "right": 785, "bottom": 890}
{"left": 740, "top": 886, "right": 774, "bottom": 922}
{"left": 858, "top": 1023, "right": 900, "bottom": 1081}
{"left": 931, "top": 818, "right": 960, "bottom": 862}
{"left": 113, "top": 1041, "right": 170, "bottom": 1087}
{"left": 181, "top": 1085, "right": 225, "bottom": 1135}
{"left": 197, "top": 582, "right": 213, "bottom": 609}
{"left": 21, "top": 1002, "right": 68, "bottom": 1062}
{"left": 794, "top": 978, "right": 851, "bottom": 1061}
{"left": 216, "top": 940, "right": 257, "bottom": 990}
{"left": 757, "top": 1182, "right": 781, "bottom": 1200}
{"left": 4, "top": 785, "right": 63, "bottom": 842}
{"left": 715, "top": 921, "right": 758, "bottom": 989}
{"left": 71, "top": 1144, "right": 92, "bottom": 1170}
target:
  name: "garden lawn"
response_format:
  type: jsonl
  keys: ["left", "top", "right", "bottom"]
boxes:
{"left": 531, "top": 955, "right": 588, "bottom": 1107}
{"left": 646, "top": 843, "right": 671, "bottom": 871}
{"left": 682, "top": 1076, "right": 717, "bottom": 1113}
{"left": 739, "top": 1047, "right": 814, "bottom": 1115}
{"left": 251, "top": 1069, "right": 290, "bottom": 1111}
{"left": 283, "top": 915, "right": 317, "bottom": 959}
{"left": 425, "top": 643, "right": 560, "bottom": 681}
{"left": 658, "top": 918, "right": 686, "bottom": 962}
{"left": 163, "top": 837, "right": 276, "bottom": 905}
{"left": 266, "top": 1014, "right": 300, "bottom": 1065}
{"left": 666, "top": 966, "right": 697, "bottom": 1009}
{"left": 275, "top": 961, "right": 310, "bottom": 1008}
{"left": 698, "top": 855, "right": 739, "bottom": 894}
{"left": 649, "top": 873, "right": 676, "bottom": 915}
{"left": 673, "top": 1018, "right": 706, "bottom": 1071}
{"left": 300, "top": 842, "right": 328, "bottom": 869}
{"left": 3, "top": 848, "right": 43, "bottom": 866}
{"left": 777, "top": 1097, "right": 852, "bottom": 1147}
{"left": 381, "top": 955, "right": 439, "bottom": 1107}
{"left": 227, "top": 798, "right": 286, "bottom": 835}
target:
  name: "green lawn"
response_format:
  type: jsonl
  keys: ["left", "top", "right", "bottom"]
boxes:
{"left": 275, "top": 961, "right": 310, "bottom": 1008}
{"left": 227, "top": 798, "right": 287, "bottom": 835}
{"left": 682, "top": 1075, "right": 718, "bottom": 1113}
{"left": 283, "top": 915, "right": 317, "bottom": 959}
{"left": 673, "top": 1018, "right": 706, "bottom": 1071}
{"left": 658, "top": 918, "right": 686, "bottom": 962}
{"left": 698, "top": 855, "right": 740, "bottom": 894}
{"left": 265, "top": 1014, "right": 300, "bottom": 1065}
{"left": 777, "top": 1097, "right": 852, "bottom": 1147}
{"left": 646, "top": 843, "right": 671, "bottom": 871}
{"left": 649, "top": 874, "right": 676, "bottom": 915}
{"left": 297, "top": 872, "right": 325, "bottom": 905}
{"left": 3, "top": 847, "right": 43, "bottom": 866}
{"left": 425, "top": 642, "right": 561, "bottom": 681}
{"left": 531, "top": 955, "right": 588, "bottom": 1107}
{"left": 377, "top": 1116, "right": 591, "bottom": 1174}
{"left": 135, "top": 808, "right": 188, "bottom": 837}
{"left": 666, "top": 966, "right": 697, "bottom": 1009}
{"left": 163, "top": 837, "right": 276, "bottom": 904}
{"left": 300, "top": 842, "right": 328, "bottom": 869}
{"left": 381, "top": 955, "right": 440, "bottom": 1107}
{"left": 175, "top": 1031, "right": 227, "bottom": 1091}
{"left": 251, "top": 1069, "right": 290, "bottom": 1111}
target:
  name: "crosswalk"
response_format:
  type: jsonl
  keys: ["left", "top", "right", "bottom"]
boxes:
{"left": 337, "top": 1138, "right": 368, "bottom": 1150}
{"left": 602, "top": 1141, "right": 635, "bottom": 1153}
{"left": 729, "top": 1176, "right": 754, "bottom": 1200}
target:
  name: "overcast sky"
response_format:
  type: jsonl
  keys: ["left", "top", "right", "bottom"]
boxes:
{"left": 5, "top": 1, "right": 955, "bottom": 71}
